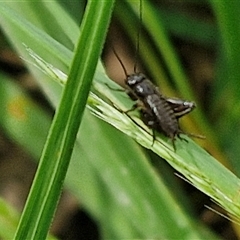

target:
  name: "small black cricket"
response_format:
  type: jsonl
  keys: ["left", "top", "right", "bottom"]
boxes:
{"left": 111, "top": 0, "right": 201, "bottom": 150}
{"left": 123, "top": 70, "right": 196, "bottom": 150}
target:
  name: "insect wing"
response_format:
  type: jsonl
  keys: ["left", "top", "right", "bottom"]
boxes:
{"left": 165, "top": 98, "right": 196, "bottom": 118}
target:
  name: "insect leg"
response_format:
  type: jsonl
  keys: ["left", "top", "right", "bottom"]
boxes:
{"left": 124, "top": 111, "right": 171, "bottom": 150}
{"left": 104, "top": 83, "right": 125, "bottom": 92}
{"left": 172, "top": 138, "right": 176, "bottom": 152}
{"left": 184, "top": 132, "right": 205, "bottom": 139}
{"left": 107, "top": 99, "right": 171, "bottom": 150}
{"left": 151, "top": 129, "right": 156, "bottom": 147}
{"left": 125, "top": 103, "right": 139, "bottom": 113}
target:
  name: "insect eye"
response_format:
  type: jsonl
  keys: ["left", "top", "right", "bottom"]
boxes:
{"left": 127, "top": 74, "right": 144, "bottom": 86}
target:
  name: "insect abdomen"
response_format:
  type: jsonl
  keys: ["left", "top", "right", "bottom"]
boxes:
{"left": 144, "top": 94, "right": 179, "bottom": 138}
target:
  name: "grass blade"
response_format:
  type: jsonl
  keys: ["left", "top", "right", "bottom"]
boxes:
{"left": 13, "top": 1, "right": 114, "bottom": 239}
{"left": 0, "top": 0, "right": 238, "bottom": 238}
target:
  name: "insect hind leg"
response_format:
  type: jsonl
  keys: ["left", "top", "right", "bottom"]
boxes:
{"left": 177, "top": 132, "right": 188, "bottom": 143}
{"left": 125, "top": 113, "right": 170, "bottom": 150}
{"left": 151, "top": 129, "right": 156, "bottom": 147}
{"left": 177, "top": 130, "right": 205, "bottom": 141}
{"left": 125, "top": 103, "right": 139, "bottom": 113}
{"left": 186, "top": 132, "right": 205, "bottom": 139}
{"left": 116, "top": 104, "right": 171, "bottom": 150}
{"left": 170, "top": 130, "right": 205, "bottom": 151}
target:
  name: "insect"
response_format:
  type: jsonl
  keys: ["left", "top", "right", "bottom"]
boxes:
{"left": 111, "top": 1, "right": 200, "bottom": 149}
{"left": 112, "top": 44, "right": 197, "bottom": 149}
{"left": 127, "top": 73, "right": 197, "bottom": 149}
{"left": 140, "top": 96, "right": 196, "bottom": 145}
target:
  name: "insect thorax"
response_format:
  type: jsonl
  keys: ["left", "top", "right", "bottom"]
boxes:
{"left": 126, "top": 73, "right": 157, "bottom": 99}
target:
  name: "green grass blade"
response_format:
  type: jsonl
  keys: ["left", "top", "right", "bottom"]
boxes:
{"left": 0, "top": 0, "right": 236, "bottom": 238}
{"left": 31, "top": 47, "right": 240, "bottom": 225}
{"left": 74, "top": 111, "right": 220, "bottom": 239}
{"left": 0, "top": 3, "right": 73, "bottom": 74}
{"left": 89, "top": 81, "right": 240, "bottom": 223}
{"left": 13, "top": 1, "right": 114, "bottom": 239}
{"left": 0, "top": 71, "right": 218, "bottom": 239}
{"left": 210, "top": 0, "right": 240, "bottom": 175}
{"left": 4, "top": 1, "right": 80, "bottom": 49}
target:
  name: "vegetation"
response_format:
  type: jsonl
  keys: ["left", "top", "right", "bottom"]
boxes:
{"left": 0, "top": 0, "right": 240, "bottom": 239}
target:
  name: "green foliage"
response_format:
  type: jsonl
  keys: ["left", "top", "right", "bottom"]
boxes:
{"left": 0, "top": 0, "right": 240, "bottom": 239}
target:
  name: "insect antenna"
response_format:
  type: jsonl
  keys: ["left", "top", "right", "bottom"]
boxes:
{"left": 133, "top": 0, "right": 142, "bottom": 73}
{"left": 111, "top": 45, "right": 128, "bottom": 78}
{"left": 111, "top": 0, "right": 142, "bottom": 77}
